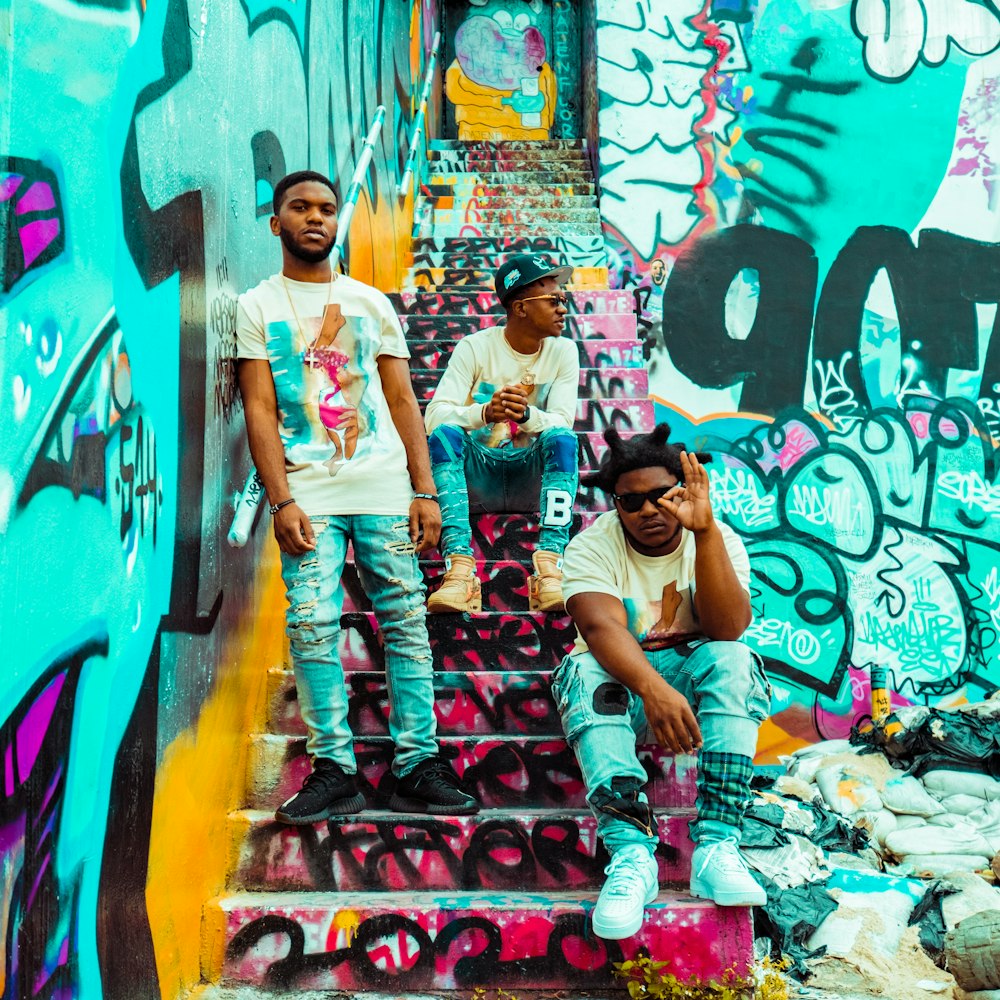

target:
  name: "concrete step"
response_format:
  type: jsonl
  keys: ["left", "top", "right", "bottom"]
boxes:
{"left": 428, "top": 209, "right": 602, "bottom": 226}
{"left": 429, "top": 138, "right": 586, "bottom": 151}
{"left": 424, "top": 511, "right": 603, "bottom": 565}
{"left": 402, "top": 311, "right": 637, "bottom": 341}
{"left": 427, "top": 152, "right": 588, "bottom": 169}
{"left": 246, "top": 734, "right": 697, "bottom": 813}
{"left": 206, "top": 889, "right": 751, "bottom": 992}
{"left": 229, "top": 808, "right": 695, "bottom": 892}
{"left": 407, "top": 248, "right": 607, "bottom": 269}
{"left": 410, "top": 234, "right": 607, "bottom": 257}
{"left": 344, "top": 554, "right": 602, "bottom": 617}
{"left": 424, "top": 194, "right": 597, "bottom": 210}
{"left": 424, "top": 170, "right": 593, "bottom": 187}
{"left": 410, "top": 366, "right": 649, "bottom": 401}
{"left": 334, "top": 608, "right": 576, "bottom": 673}
{"left": 423, "top": 223, "right": 604, "bottom": 239}
{"left": 391, "top": 288, "right": 633, "bottom": 316}
{"left": 193, "top": 990, "right": 643, "bottom": 1000}
{"left": 441, "top": 510, "right": 600, "bottom": 563}
{"left": 424, "top": 176, "right": 596, "bottom": 195}
{"left": 428, "top": 149, "right": 588, "bottom": 162}
{"left": 193, "top": 992, "right": 635, "bottom": 1000}
{"left": 404, "top": 265, "right": 607, "bottom": 290}
{"left": 407, "top": 339, "right": 646, "bottom": 371}
{"left": 267, "top": 668, "right": 561, "bottom": 738}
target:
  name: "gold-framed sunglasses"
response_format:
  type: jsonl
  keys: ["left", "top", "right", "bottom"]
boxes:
{"left": 518, "top": 293, "right": 569, "bottom": 307}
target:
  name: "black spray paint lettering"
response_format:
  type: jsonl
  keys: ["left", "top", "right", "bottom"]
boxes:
{"left": 663, "top": 224, "right": 1000, "bottom": 415}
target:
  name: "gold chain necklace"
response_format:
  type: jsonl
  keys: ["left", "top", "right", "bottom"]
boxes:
{"left": 282, "top": 271, "right": 338, "bottom": 369}
{"left": 502, "top": 330, "right": 543, "bottom": 386}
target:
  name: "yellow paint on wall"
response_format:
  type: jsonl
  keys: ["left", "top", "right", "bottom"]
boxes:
{"left": 146, "top": 549, "right": 286, "bottom": 999}
{"left": 754, "top": 717, "right": 811, "bottom": 764}
{"left": 445, "top": 60, "right": 557, "bottom": 140}
{"left": 343, "top": 187, "right": 411, "bottom": 293}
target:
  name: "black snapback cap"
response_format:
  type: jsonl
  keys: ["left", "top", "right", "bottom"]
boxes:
{"left": 494, "top": 253, "right": 573, "bottom": 305}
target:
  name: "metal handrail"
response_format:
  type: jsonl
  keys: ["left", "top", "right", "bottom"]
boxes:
{"left": 398, "top": 31, "right": 441, "bottom": 199}
{"left": 228, "top": 104, "right": 387, "bottom": 547}
{"left": 331, "top": 104, "right": 386, "bottom": 271}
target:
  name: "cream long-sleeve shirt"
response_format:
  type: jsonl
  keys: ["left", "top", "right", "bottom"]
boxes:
{"left": 424, "top": 326, "right": 579, "bottom": 448}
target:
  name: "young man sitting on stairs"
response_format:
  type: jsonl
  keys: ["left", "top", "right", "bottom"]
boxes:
{"left": 552, "top": 425, "right": 769, "bottom": 940}
{"left": 424, "top": 253, "right": 580, "bottom": 614}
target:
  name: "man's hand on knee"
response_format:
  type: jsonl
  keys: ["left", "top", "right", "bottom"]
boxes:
{"left": 640, "top": 673, "right": 702, "bottom": 754}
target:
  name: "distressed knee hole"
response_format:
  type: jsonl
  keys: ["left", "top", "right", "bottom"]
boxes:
{"left": 591, "top": 777, "right": 654, "bottom": 836}
{"left": 593, "top": 682, "right": 629, "bottom": 716}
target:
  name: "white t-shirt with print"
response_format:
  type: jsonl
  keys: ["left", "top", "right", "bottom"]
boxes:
{"left": 423, "top": 326, "right": 579, "bottom": 448}
{"left": 236, "top": 273, "right": 413, "bottom": 517}
{"left": 562, "top": 510, "right": 752, "bottom": 655}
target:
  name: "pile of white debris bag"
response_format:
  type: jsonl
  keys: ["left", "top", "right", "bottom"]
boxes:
{"left": 741, "top": 694, "right": 1000, "bottom": 1000}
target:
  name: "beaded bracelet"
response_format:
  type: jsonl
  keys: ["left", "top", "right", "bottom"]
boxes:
{"left": 269, "top": 498, "right": 296, "bottom": 515}
{"left": 413, "top": 493, "right": 439, "bottom": 503}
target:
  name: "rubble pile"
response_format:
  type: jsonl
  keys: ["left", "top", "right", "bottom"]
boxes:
{"left": 742, "top": 695, "right": 1000, "bottom": 1000}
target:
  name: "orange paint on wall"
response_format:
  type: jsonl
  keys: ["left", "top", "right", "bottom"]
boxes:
{"left": 146, "top": 550, "right": 286, "bottom": 1000}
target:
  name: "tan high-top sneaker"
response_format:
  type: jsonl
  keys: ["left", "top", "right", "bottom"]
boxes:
{"left": 427, "top": 554, "right": 482, "bottom": 613}
{"left": 528, "top": 549, "right": 564, "bottom": 612}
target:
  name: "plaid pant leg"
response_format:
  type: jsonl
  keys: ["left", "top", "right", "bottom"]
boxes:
{"left": 696, "top": 750, "right": 755, "bottom": 828}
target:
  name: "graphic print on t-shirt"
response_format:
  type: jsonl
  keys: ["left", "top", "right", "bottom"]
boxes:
{"left": 265, "top": 304, "right": 378, "bottom": 477}
{"left": 626, "top": 581, "right": 699, "bottom": 650}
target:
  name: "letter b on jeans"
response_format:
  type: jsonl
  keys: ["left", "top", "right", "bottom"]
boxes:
{"left": 542, "top": 488, "right": 573, "bottom": 527}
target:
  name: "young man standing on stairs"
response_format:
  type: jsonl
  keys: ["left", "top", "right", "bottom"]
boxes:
{"left": 552, "top": 425, "right": 769, "bottom": 940}
{"left": 236, "top": 170, "right": 479, "bottom": 824}
{"left": 423, "top": 253, "right": 580, "bottom": 614}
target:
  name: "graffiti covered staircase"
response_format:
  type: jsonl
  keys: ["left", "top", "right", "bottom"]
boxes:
{"left": 198, "top": 141, "right": 752, "bottom": 995}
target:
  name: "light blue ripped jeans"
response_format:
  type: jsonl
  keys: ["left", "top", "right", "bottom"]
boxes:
{"left": 280, "top": 514, "right": 438, "bottom": 777}
{"left": 428, "top": 425, "right": 579, "bottom": 557}
{"left": 551, "top": 640, "right": 771, "bottom": 856}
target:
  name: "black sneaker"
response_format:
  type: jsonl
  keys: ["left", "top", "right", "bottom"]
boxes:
{"left": 387, "top": 755, "right": 480, "bottom": 815}
{"left": 275, "top": 758, "right": 366, "bottom": 824}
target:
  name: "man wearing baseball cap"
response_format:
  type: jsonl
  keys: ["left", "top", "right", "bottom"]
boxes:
{"left": 424, "top": 253, "right": 580, "bottom": 613}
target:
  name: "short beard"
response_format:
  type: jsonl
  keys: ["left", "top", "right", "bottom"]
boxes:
{"left": 279, "top": 225, "right": 335, "bottom": 264}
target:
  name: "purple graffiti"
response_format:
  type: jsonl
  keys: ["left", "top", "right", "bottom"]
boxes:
{"left": 2, "top": 157, "right": 65, "bottom": 294}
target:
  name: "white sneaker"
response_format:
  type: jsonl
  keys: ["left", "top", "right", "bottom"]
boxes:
{"left": 690, "top": 839, "right": 767, "bottom": 906}
{"left": 591, "top": 845, "right": 658, "bottom": 940}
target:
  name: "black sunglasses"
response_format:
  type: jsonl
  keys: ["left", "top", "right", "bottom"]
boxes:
{"left": 612, "top": 485, "right": 680, "bottom": 513}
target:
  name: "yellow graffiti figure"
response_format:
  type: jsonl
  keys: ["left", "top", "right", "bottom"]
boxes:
{"left": 446, "top": 5, "right": 556, "bottom": 141}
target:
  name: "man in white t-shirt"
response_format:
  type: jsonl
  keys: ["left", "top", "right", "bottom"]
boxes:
{"left": 551, "top": 424, "right": 769, "bottom": 939}
{"left": 423, "top": 254, "right": 580, "bottom": 614}
{"left": 236, "top": 171, "right": 478, "bottom": 824}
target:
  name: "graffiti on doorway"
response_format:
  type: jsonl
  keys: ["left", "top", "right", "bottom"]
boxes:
{"left": 445, "top": 0, "right": 557, "bottom": 140}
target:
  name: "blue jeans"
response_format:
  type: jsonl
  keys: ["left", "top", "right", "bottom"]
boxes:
{"left": 280, "top": 515, "right": 438, "bottom": 777}
{"left": 551, "top": 641, "right": 770, "bottom": 855}
{"left": 428, "top": 425, "right": 579, "bottom": 557}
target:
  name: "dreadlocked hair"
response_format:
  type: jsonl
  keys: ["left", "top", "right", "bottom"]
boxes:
{"left": 583, "top": 423, "right": 712, "bottom": 494}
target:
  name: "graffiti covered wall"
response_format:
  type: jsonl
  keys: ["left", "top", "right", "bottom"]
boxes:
{"left": 443, "top": 0, "right": 585, "bottom": 140}
{"left": 0, "top": 0, "right": 431, "bottom": 996}
{"left": 593, "top": 0, "right": 1000, "bottom": 744}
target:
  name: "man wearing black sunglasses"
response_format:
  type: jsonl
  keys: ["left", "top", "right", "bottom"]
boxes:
{"left": 551, "top": 424, "right": 769, "bottom": 939}
{"left": 424, "top": 253, "right": 580, "bottom": 614}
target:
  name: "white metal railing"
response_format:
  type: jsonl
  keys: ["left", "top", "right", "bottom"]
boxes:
{"left": 228, "top": 104, "right": 387, "bottom": 547}
{"left": 331, "top": 104, "right": 386, "bottom": 271}
{"left": 397, "top": 31, "right": 441, "bottom": 199}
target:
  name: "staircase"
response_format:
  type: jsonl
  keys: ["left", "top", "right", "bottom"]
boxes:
{"left": 198, "top": 140, "right": 752, "bottom": 996}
